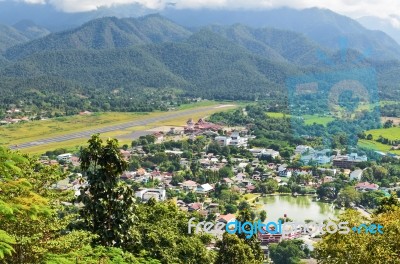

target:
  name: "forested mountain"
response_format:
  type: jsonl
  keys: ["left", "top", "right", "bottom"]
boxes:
{"left": 12, "top": 20, "right": 50, "bottom": 39}
{"left": 5, "top": 15, "right": 191, "bottom": 60}
{"left": 0, "top": 29, "right": 299, "bottom": 102}
{"left": 0, "top": 24, "right": 29, "bottom": 52}
{"left": 206, "top": 24, "right": 327, "bottom": 66}
{"left": 0, "top": 14, "right": 399, "bottom": 114}
{"left": 0, "top": 22, "right": 49, "bottom": 52}
{"left": 163, "top": 8, "right": 400, "bottom": 61}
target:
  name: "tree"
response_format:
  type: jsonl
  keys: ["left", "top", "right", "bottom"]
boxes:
{"left": 269, "top": 240, "right": 308, "bottom": 264}
{"left": 219, "top": 166, "right": 233, "bottom": 178}
{"left": 183, "top": 192, "right": 197, "bottom": 204}
{"left": 259, "top": 210, "right": 267, "bottom": 222}
{"left": 238, "top": 201, "right": 251, "bottom": 211}
{"left": 314, "top": 207, "right": 400, "bottom": 264}
{"left": 215, "top": 233, "right": 261, "bottom": 264}
{"left": 336, "top": 186, "right": 360, "bottom": 207}
{"left": 131, "top": 201, "right": 215, "bottom": 263}
{"left": 224, "top": 204, "right": 238, "bottom": 214}
{"left": 383, "top": 119, "right": 393, "bottom": 128}
{"left": 77, "top": 134, "right": 136, "bottom": 249}
{"left": 0, "top": 147, "right": 94, "bottom": 263}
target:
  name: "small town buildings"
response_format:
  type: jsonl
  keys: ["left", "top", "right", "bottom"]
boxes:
{"left": 217, "top": 214, "right": 236, "bottom": 224}
{"left": 333, "top": 153, "right": 367, "bottom": 169}
{"left": 196, "top": 183, "right": 214, "bottom": 194}
{"left": 355, "top": 182, "right": 379, "bottom": 191}
{"left": 181, "top": 180, "right": 198, "bottom": 191}
{"left": 135, "top": 188, "right": 166, "bottom": 202}
{"left": 56, "top": 153, "right": 73, "bottom": 162}
{"left": 350, "top": 169, "right": 363, "bottom": 181}
{"left": 249, "top": 148, "right": 280, "bottom": 159}
{"left": 214, "top": 131, "right": 248, "bottom": 147}
{"left": 295, "top": 145, "right": 314, "bottom": 155}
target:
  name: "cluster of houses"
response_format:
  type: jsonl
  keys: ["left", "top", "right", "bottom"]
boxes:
{"left": 295, "top": 145, "right": 369, "bottom": 168}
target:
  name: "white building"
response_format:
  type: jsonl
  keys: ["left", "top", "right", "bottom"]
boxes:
{"left": 214, "top": 131, "right": 248, "bottom": 147}
{"left": 350, "top": 169, "right": 363, "bottom": 181}
{"left": 295, "top": 145, "right": 314, "bottom": 155}
{"left": 57, "top": 153, "right": 73, "bottom": 162}
{"left": 135, "top": 188, "right": 166, "bottom": 202}
{"left": 196, "top": 183, "right": 214, "bottom": 194}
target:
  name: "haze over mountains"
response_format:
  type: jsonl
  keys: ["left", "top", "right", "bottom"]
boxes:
{"left": 0, "top": 7, "right": 400, "bottom": 113}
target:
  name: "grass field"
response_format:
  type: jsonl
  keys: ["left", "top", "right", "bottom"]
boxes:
{"left": 266, "top": 112, "right": 335, "bottom": 126}
{"left": 358, "top": 139, "right": 400, "bottom": 155}
{"left": 3, "top": 103, "right": 237, "bottom": 155}
{"left": 364, "top": 127, "right": 400, "bottom": 141}
{"left": 302, "top": 115, "right": 335, "bottom": 126}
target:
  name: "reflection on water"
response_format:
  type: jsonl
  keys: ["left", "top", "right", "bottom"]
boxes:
{"left": 260, "top": 195, "right": 340, "bottom": 223}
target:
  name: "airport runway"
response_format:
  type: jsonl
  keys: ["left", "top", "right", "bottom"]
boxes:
{"left": 10, "top": 105, "right": 234, "bottom": 150}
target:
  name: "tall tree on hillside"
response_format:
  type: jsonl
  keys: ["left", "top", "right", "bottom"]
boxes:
{"left": 78, "top": 134, "right": 136, "bottom": 248}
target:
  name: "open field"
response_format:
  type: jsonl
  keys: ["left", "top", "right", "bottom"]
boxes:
{"left": 4, "top": 103, "right": 237, "bottom": 155}
{"left": 266, "top": 112, "right": 335, "bottom": 126}
{"left": 302, "top": 115, "right": 335, "bottom": 126}
{"left": 358, "top": 139, "right": 400, "bottom": 155}
{"left": 382, "top": 117, "right": 400, "bottom": 126}
{"left": 364, "top": 127, "right": 400, "bottom": 141}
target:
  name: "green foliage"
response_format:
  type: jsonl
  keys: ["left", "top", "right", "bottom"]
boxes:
{"left": 259, "top": 210, "right": 267, "bottom": 222}
{"left": 0, "top": 230, "right": 14, "bottom": 259}
{"left": 45, "top": 245, "right": 161, "bottom": 264}
{"left": 130, "top": 201, "right": 215, "bottom": 263}
{"left": 314, "top": 206, "right": 400, "bottom": 264}
{"left": 336, "top": 186, "right": 361, "bottom": 207}
{"left": 77, "top": 134, "right": 136, "bottom": 248}
{"left": 269, "top": 239, "right": 308, "bottom": 264}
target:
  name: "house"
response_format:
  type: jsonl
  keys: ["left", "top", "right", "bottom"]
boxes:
{"left": 355, "top": 182, "right": 379, "bottom": 191}
{"left": 229, "top": 131, "right": 248, "bottom": 147}
{"left": 196, "top": 183, "right": 214, "bottom": 194}
{"left": 153, "top": 132, "right": 164, "bottom": 143}
{"left": 350, "top": 170, "right": 363, "bottom": 181}
{"left": 222, "top": 178, "right": 233, "bottom": 187}
{"left": 295, "top": 145, "right": 314, "bottom": 155}
{"left": 250, "top": 148, "right": 280, "bottom": 159}
{"left": 246, "top": 185, "right": 256, "bottom": 193}
{"left": 181, "top": 180, "right": 198, "bottom": 191}
{"left": 333, "top": 154, "right": 367, "bottom": 169}
{"left": 217, "top": 214, "right": 236, "bottom": 224}
{"left": 188, "top": 203, "right": 203, "bottom": 212}
{"left": 120, "top": 150, "right": 131, "bottom": 160}
{"left": 323, "top": 176, "right": 334, "bottom": 184}
{"left": 56, "top": 153, "right": 73, "bottom": 162}
{"left": 234, "top": 173, "right": 246, "bottom": 183}
{"left": 215, "top": 136, "right": 231, "bottom": 147}
{"left": 135, "top": 188, "right": 166, "bottom": 202}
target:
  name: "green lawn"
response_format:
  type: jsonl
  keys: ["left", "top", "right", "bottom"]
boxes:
{"left": 364, "top": 127, "right": 400, "bottom": 141}
{"left": 266, "top": 112, "right": 335, "bottom": 126}
{"left": 358, "top": 139, "right": 400, "bottom": 155}
{"left": 302, "top": 115, "right": 335, "bottom": 126}
{"left": 266, "top": 112, "right": 292, "bottom": 118}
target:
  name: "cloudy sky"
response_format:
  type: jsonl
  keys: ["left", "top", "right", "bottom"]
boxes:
{"left": 15, "top": 0, "right": 400, "bottom": 20}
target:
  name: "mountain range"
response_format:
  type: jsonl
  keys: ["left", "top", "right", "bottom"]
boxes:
{"left": 0, "top": 10, "right": 399, "bottom": 113}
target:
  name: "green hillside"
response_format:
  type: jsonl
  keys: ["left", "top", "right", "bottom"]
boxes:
{"left": 5, "top": 15, "right": 191, "bottom": 60}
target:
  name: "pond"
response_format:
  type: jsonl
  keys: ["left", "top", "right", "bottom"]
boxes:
{"left": 258, "top": 195, "right": 341, "bottom": 223}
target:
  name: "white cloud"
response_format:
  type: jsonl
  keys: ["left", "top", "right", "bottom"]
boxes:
{"left": 20, "top": 0, "right": 46, "bottom": 4}
{"left": 18, "top": 0, "right": 400, "bottom": 19}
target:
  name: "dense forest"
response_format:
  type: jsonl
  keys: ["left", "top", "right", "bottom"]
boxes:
{"left": 0, "top": 15, "right": 399, "bottom": 115}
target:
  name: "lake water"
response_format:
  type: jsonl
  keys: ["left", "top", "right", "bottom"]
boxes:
{"left": 259, "top": 195, "right": 341, "bottom": 223}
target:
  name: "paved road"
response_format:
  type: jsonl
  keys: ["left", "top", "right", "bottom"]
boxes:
{"left": 10, "top": 105, "right": 233, "bottom": 150}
